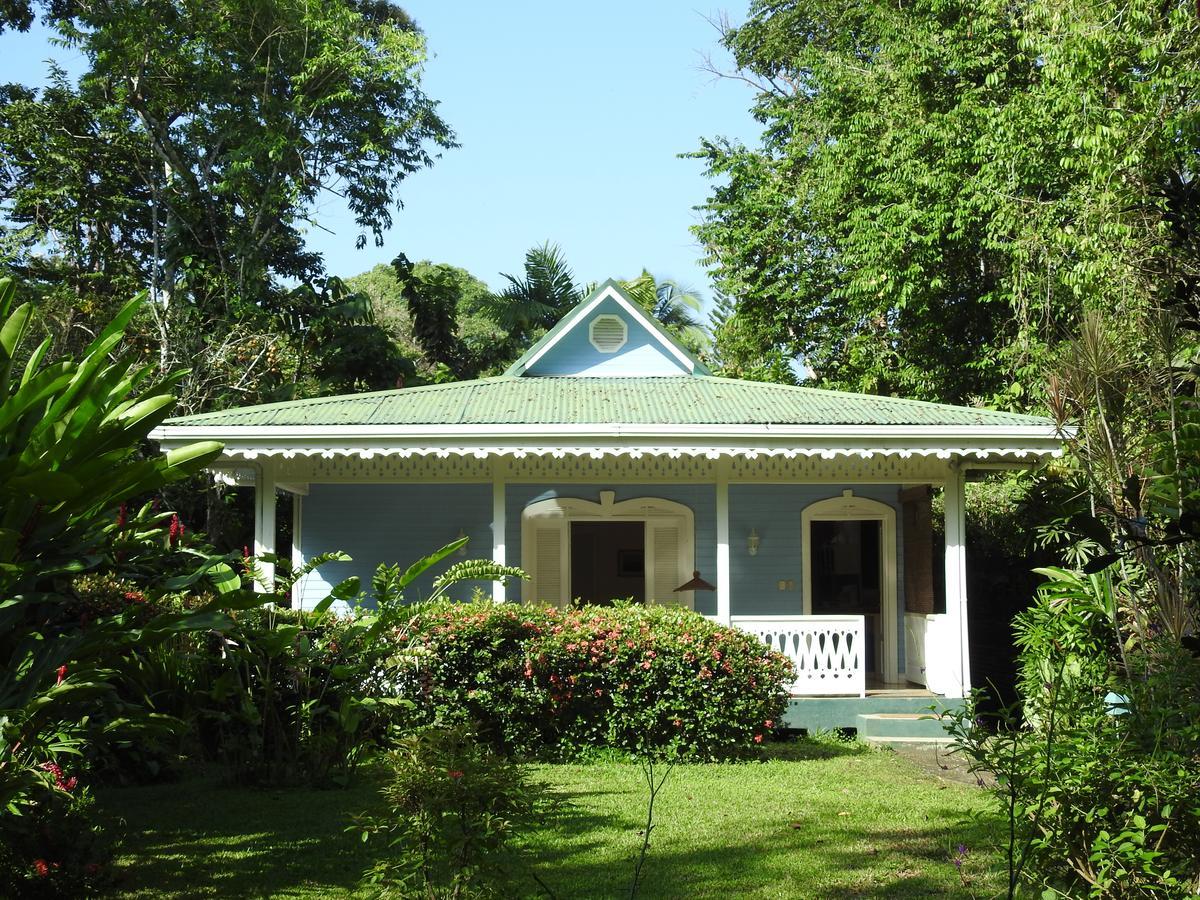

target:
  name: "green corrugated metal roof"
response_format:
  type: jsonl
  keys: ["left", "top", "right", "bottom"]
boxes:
{"left": 163, "top": 376, "right": 1054, "bottom": 428}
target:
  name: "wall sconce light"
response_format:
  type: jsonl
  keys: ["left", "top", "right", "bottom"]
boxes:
{"left": 747, "top": 528, "right": 760, "bottom": 556}
{"left": 456, "top": 528, "right": 468, "bottom": 557}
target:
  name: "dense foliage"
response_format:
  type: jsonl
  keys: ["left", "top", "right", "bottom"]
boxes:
{"left": 0, "top": 278, "right": 241, "bottom": 896}
{"left": 402, "top": 602, "right": 792, "bottom": 761}
{"left": 695, "top": 0, "right": 1200, "bottom": 407}
{"left": 0, "top": 0, "right": 454, "bottom": 413}
{"left": 948, "top": 567, "right": 1200, "bottom": 897}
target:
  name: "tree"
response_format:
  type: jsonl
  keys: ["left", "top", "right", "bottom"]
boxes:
{"left": 0, "top": 0, "right": 455, "bottom": 411}
{"left": 693, "top": 0, "right": 1200, "bottom": 406}
{"left": 348, "top": 258, "right": 512, "bottom": 382}
{"left": 488, "top": 242, "right": 584, "bottom": 347}
{"left": 618, "top": 271, "right": 709, "bottom": 356}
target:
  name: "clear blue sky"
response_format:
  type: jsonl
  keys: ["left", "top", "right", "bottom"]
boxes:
{"left": 0, "top": 2, "right": 760, "bottom": 298}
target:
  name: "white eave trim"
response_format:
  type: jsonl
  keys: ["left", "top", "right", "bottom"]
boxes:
{"left": 152, "top": 422, "right": 1066, "bottom": 441}
{"left": 150, "top": 422, "right": 1068, "bottom": 463}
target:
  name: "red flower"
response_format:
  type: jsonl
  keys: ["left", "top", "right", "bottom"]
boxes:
{"left": 116, "top": 502, "right": 127, "bottom": 528}
{"left": 243, "top": 545, "right": 251, "bottom": 560}
{"left": 33, "top": 859, "right": 49, "bottom": 878}
{"left": 124, "top": 590, "right": 146, "bottom": 603}
{"left": 55, "top": 665, "right": 67, "bottom": 685}
{"left": 753, "top": 733, "right": 764, "bottom": 744}
{"left": 447, "top": 770, "right": 464, "bottom": 780}
{"left": 764, "top": 720, "right": 774, "bottom": 729}
{"left": 168, "top": 514, "right": 182, "bottom": 547}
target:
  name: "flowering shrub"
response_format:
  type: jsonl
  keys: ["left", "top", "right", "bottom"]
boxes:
{"left": 404, "top": 602, "right": 792, "bottom": 760}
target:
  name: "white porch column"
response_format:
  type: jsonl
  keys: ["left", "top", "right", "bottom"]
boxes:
{"left": 716, "top": 465, "right": 731, "bottom": 625}
{"left": 491, "top": 460, "right": 506, "bottom": 603}
{"left": 290, "top": 491, "right": 304, "bottom": 607}
{"left": 943, "top": 464, "right": 971, "bottom": 697}
{"left": 253, "top": 462, "right": 277, "bottom": 592}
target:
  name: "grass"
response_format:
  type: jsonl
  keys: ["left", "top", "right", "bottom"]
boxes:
{"left": 96, "top": 738, "right": 1005, "bottom": 898}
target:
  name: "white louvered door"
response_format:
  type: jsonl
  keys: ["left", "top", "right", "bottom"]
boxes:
{"left": 531, "top": 523, "right": 567, "bottom": 606}
{"left": 647, "top": 519, "right": 691, "bottom": 608}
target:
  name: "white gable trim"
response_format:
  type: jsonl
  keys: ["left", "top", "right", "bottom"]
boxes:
{"left": 520, "top": 285, "right": 695, "bottom": 374}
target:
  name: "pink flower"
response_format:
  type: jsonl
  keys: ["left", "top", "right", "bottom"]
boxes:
{"left": 764, "top": 720, "right": 774, "bottom": 729}
{"left": 754, "top": 733, "right": 764, "bottom": 744}
{"left": 641, "top": 660, "right": 652, "bottom": 669}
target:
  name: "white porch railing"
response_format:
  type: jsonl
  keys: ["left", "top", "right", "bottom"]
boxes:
{"left": 732, "top": 615, "right": 866, "bottom": 697}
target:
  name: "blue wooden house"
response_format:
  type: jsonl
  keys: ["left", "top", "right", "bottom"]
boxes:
{"left": 153, "top": 282, "right": 1064, "bottom": 735}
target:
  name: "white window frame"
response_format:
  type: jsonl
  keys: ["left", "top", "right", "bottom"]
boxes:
{"left": 520, "top": 490, "right": 694, "bottom": 608}
{"left": 801, "top": 490, "right": 899, "bottom": 683}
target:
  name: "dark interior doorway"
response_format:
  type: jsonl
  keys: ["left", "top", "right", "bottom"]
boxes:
{"left": 570, "top": 521, "right": 645, "bottom": 606}
{"left": 810, "top": 519, "right": 882, "bottom": 672}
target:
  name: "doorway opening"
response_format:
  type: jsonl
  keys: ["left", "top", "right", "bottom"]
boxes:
{"left": 810, "top": 519, "right": 883, "bottom": 674}
{"left": 570, "top": 521, "right": 645, "bottom": 606}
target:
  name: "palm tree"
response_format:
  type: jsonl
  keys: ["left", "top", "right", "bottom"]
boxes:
{"left": 619, "top": 271, "right": 709, "bottom": 355}
{"left": 490, "top": 242, "right": 583, "bottom": 343}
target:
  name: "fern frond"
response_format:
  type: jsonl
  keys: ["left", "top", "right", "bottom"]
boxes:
{"left": 430, "top": 559, "right": 527, "bottom": 600}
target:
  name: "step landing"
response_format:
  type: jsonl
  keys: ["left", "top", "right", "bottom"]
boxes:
{"left": 856, "top": 712, "right": 953, "bottom": 745}
{"left": 784, "top": 695, "right": 960, "bottom": 736}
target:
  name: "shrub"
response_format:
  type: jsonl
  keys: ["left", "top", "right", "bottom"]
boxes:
{"left": 947, "top": 567, "right": 1200, "bottom": 898}
{"left": 176, "top": 545, "right": 522, "bottom": 786}
{"left": 356, "top": 726, "right": 552, "bottom": 898}
{"left": 403, "top": 602, "right": 792, "bottom": 760}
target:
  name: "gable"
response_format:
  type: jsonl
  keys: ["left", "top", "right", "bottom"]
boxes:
{"left": 523, "top": 295, "right": 690, "bottom": 376}
{"left": 507, "top": 281, "right": 707, "bottom": 378}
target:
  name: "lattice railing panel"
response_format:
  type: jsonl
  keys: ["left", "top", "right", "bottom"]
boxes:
{"left": 732, "top": 615, "right": 866, "bottom": 697}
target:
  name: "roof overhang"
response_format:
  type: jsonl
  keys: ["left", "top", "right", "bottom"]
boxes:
{"left": 150, "top": 422, "right": 1069, "bottom": 464}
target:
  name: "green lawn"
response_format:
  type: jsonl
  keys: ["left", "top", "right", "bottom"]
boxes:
{"left": 96, "top": 740, "right": 1004, "bottom": 898}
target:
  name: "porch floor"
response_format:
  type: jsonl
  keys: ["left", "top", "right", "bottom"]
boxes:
{"left": 783, "top": 681, "right": 958, "bottom": 735}
{"left": 864, "top": 678, "right": 935, "bottom": 699}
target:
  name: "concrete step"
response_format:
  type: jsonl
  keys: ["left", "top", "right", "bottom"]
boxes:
{"left": 856, "top": 712, "right": 952, "bottom": 745}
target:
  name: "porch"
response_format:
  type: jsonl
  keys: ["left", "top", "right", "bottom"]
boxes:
{"left": 732, "top": 613, "right": 959, "bottom": 738}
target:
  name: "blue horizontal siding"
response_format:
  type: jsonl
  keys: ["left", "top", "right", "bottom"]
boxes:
{"left": 298, "top": 483, "right": 493, "bottom": 608}
{"left": 298, "top": 480, "right": 908, "bottom": 671}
